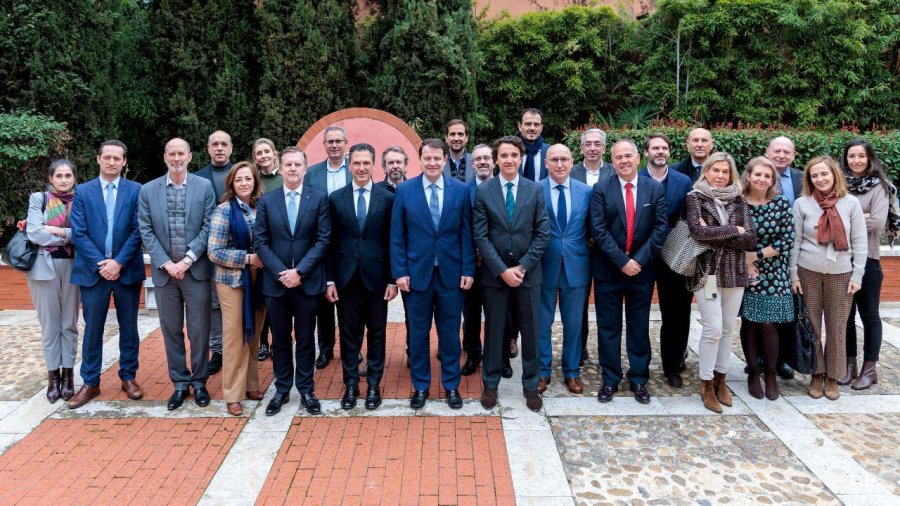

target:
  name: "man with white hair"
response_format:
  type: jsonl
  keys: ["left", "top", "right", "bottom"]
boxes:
{"left": 765, "top": 136, "right": 803, "bottom": 206}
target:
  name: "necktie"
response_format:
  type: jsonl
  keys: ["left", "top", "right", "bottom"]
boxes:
{"left": 556, "top": 184, "right": 567, "bottom": 233}
{"left": 287, "top": 191, "right": 298, "bottom": 233}
{"left": 104, "top": 182, "right": 115, "bottom": 257}
{"left": 625, "top": 182, "right": 635, "bottom": 254}
{"left": 429, "top": 183, "right": 440, "bottom": 229}
{"left": 505, "top": 182, "right": 515, "bottom": 222}
{"left": 357, "top": 188, "right": 367, "bottom": 232}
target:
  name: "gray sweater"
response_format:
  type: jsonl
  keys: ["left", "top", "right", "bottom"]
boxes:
{"left": 850, "top": 185, "right": 890, "bottom": 259}
{"left": 789, "top": 194, "right": 867, "bottom": 284}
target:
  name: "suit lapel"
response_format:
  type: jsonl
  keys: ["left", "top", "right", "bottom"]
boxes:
{"left": 488, "top": 178, "right": 507, "bottom": 228}
{"left": 633, "top": 180, "right": 648, "bottom": 227}
{"left": 343, "top": 186, "right": 360, "bottom": 236}
{"left": 156, "top": 179, "right": 170, "bottom": 237}
{"left": 113, "top": 179, "right": 127, "bottom": 230}
{"left": 363, "top": 186, "right": 383, "bottom": 236}
{"left": 437, "top": 181, "right": 453, "bottom": 231}
{"left": 610, "top": 180, "right": 627, "bottom": 229}
{"left": 276, "top": 189, "right": 292, "bottom": 236}
{"left": 415, "top": 176, "right": 437, "bottom": 234}
{"left": 295, "top": 186, "right": 311, "bottom": 235}
{"left": 93, "top": 179, "right": 109, "bottom": 229}
{"left": 183, "top": 176, "right": 194, "bottom": 230}
{"left": 542, "top": 181, "right": 560, "bottom": 236}
{"left": 512, "top": 181, "right": 530, "bottom": 227}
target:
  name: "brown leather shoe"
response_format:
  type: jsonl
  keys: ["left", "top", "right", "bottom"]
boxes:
{"left": 245, "top": 390, "right": 264, "bottom": 401}
{"left": 565, "top": 377, "right": 584, "bottom": 394}
{"left": 226, "top": 402, "right": 243, "bottom": 416}
{"left": 824, "top": 377, "right": 840, "bottom": 400}
{"left": 699, "top": 379, "right": 722, "bottom": 414}
{"left": 712, "top": 371, "right": 732, "bottom": 407}
{"left": 480, "top": 389, "right": 498, "bottom": 409}
{"left": 538, "top": 376, "right": 550, "bottom": 394}
{"left": 523, "top": 389, "right": 543, "bottom": 412}
{"left": 837, "top": 357, "right": 857, "bottom": 385}
{"left": 68, "top": 385, "right": 101, "bottom": 409}
{"left": 851, "top": 361, "right": 878, "bottom": 391}
{"left": 808, "top": 373, "right": 825, "bottom": 399}
{"left": 121, "top": 380, "right": 144, "bottom": 400}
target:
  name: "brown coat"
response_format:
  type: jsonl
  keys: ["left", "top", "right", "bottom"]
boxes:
{"left": 685, "top": 192, "right": 756, "bottom": 291}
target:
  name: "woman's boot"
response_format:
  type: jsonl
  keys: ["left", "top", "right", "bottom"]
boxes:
{"left": 837, "top": 357, "right": 857, "bottom": 386}
{"left": 851, "top": 361, "right": 878, "bottom": 390}
{"left": 824, "top": 377, "right": 840, "bottom": 400}
{"left": 46, "top": 370, "right": 61, "bottom": 403}
{"left": 60, "top": 368, "right": 75, "bottom": 401}
{"left": 747, "top": 368, "right": 764, "bottom": 399}
{"left": 700, "top": 379, "right": 722, "bottom": 414}
{"left": 713, "top": 371, "right": 732, "bottom": 407}
{"left": 808, "top": 373, "right": 825, "bottom": 399}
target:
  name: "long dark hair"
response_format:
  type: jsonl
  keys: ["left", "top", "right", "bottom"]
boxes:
{"left": 840, "top": 138, "right": 890, "bottom": 194}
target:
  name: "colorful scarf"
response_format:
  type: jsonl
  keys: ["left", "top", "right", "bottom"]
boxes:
{"left": 44, "top": 190, "right": 74, "bottom": 255}
{"left": 812, "top": 188, "right": 849, "bottom": 251}
{"left": 844, "top": 172, "right": 900, "bottom": 245}
{"left": 229, "top": 198, "right": 261, "bottom": 344}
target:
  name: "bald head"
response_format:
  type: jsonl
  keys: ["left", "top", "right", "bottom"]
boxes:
{"left": 686, "top": 128, "right": 713, "bottom": 163}
{"left": 766, "top": 136, "right": 796, "bottom": 172}
{"left": 165, "top": 137, "right": 191, "bottom": 153}
{"left": 207, "top": 130, "right": 233, "bottom": 166}
{"left": 546, "top": 144, "right": 573, "bottom": 184}
{"left": 164, "top": 137, "right": 193, "bottom": 176}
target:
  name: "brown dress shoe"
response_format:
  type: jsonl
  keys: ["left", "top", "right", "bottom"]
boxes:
{"left": 565, "top": 377, "right": 584, "bottom": 394}
{"left": 121, "top": 380, "right": 144, "bottom": 400}
{"left": 227, "top": 402, "right": 243, "bottom": 416}
{"left": 480, "top": 389, "right": 498, "bottom": 409}
{"left": 851, "top": 361, "right": 878, "bottom": 390}
{"left": 68, "top": 385, "right": 101, "bottom": 409}
{"left": 245, "top": 390, "right": 264, "bottom": 401}
{"left": 712, "top": 371, "right": 732, "bottom": 407}
{"left": 523, "top": 389, "right": 543, "bottom": 412}
{"left": 538, "top": 376, "right": 550, "bottom": 394}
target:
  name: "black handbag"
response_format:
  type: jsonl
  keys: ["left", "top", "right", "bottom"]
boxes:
{"left": 2, "top": 229, "right": 38, "bottom": 272}
{"left": 787, "top": 293, "right": 817, "bottom": 375}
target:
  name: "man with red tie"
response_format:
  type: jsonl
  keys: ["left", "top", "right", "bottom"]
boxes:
{"left": 590, "top": 139, "right": 669, "bottom": 404}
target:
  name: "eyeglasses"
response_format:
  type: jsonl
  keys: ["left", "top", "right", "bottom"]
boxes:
{"left": 324, "top": 139, "right": 346, "bottom": 146}
{"left": 547, "top": 157, "right": 572, "bottom": 164}
{"left": 581, "top": 142, "right": 604, "bottom": 148}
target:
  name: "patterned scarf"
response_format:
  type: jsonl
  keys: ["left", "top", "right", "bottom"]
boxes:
{"left": 44, "top": 190, "right": 74, "bottom": 255}
{"left": 812, "top": 188, "right": 849, "bottom": 252}
{"left": 844, "top": 172, "right": 900, "bottom": 245}
{"left": 693, "top": 178, "right": 742, "bottom": 205}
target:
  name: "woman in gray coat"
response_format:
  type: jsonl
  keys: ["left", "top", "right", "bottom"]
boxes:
{"left": 25, "top": 159, "right": 80, "bottom": 403}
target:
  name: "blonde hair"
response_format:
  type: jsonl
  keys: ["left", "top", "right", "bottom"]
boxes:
{"left": 252, "top": 138, "right": 279, "bottom": 173}
{"left": 741, "top": 156, "right": 780, "bottom": 200}
{"left": 802, "top": 156, "right": 847, "bottom": 198}
{"left": 695, "top": 151, "right": 740, "bottom": 190}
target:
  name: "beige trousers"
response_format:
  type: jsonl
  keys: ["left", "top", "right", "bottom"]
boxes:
{"left": 216, "top": 281, "right": 266, "bottom": 402}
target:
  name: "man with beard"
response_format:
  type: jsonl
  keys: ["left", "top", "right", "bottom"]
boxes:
{"left": 444, "top": 119, "right": 474, "bottom": 182}
{"left": 377, "top": 146, "right": 409, "bottom": 193}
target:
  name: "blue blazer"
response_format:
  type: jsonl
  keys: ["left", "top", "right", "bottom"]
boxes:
{"left": 639, "top": 167, "right": 693, "bottom": 227}
{"left": 390, "top": 175, "right": 476, "bottom": 291}
{"left": 540, "top": 178, "right": 592, "bottom": 288}
{"left": 590, "top": 175, "right": 669, "bottom": 283}
{"left": 70, "top": 177, "right": 146, "bottom": 287}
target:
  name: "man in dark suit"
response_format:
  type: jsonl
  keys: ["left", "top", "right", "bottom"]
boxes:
{"left": 376, "top": 146, "right": 408, "bottom": 193}
{"left": 325, "top": 143, "right": 397, "bottom": 411}
{"left": 304, "top": 125, "right": 352, "bottom": 370}
{"left": 444, "top": 119, "right": 474, "bottom": 182}
{"left": 639, "top": 134, "right": 694, "bottom": 388}
{"left": 254, "top": 147, "right": 330, "bottom": 416}
{"left": 390, "top": 138, "right": 475, "bottom": 410}
{"left": 138, "top": 138, "right": 217, "bottom": 410}
{"left": 68, "top": 140, "right": 146, "bottom": 409}
{"left": 669, "top": 128, "right": 713, "bottom": 183}
{"left": 474, "top": 135, "right": 550, "bottom": 412}
{"left": 591, "top": 139, "right": 669, "bottom": 404}
{"left": 517, "top": 108, "right": 551, "bottom": 182}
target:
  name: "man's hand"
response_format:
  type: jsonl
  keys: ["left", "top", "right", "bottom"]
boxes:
{"left": 97, "top": 259, "right": 122, "bottom": 281}
{"left": 325, "top": 284, "right": 339, "bottom": 303}
{"left": 384, "top": 285, "right": 398, "bottom": 301}
{"left": 500, "top": 267, "right": 524, "bottom": 287}
{"left": 279, "top": 269, "right": 301, "bottom": 288}
{"left": 163, "top": 261, "right": 187, "bottom": 280}
{"left": 396, "top": 276, "right": 411, "bottom": 292}
{"left": 620, "top": 259, "right": 641, "bottom": 277}
{"left": 460, "top": 276, "right": 474, "bottom": 290}
{"left": 247, "top": 253, "right": 263, "bottom": 269}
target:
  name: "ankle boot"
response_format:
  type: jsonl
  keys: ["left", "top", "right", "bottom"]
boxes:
{"left": 851, "top": 361, "right": 878, "bottom": 390}
{"left": 824, "top": 377, "right": 840, "bottom": 400}
{"left": 837, "top": 357, "right": 857, "bottom": 386}
{"left": 712, "top": 371, "right": 732, "bottom": 407}
{"left": 808, "top": 373, "right": 825, "bottom": 399}
{"left": 700, "top": 379, "right": 722, "bottom": 414}
{"left": 763, "top": 370, "right": 780, "bottom": 400}
{"left": 60, "top": 367, "right": 75, "bottom": 400}
{"left": 747, "top": 368, "right": 764, "bottom": 399}
{"left": 46, "top": 370, "right": 61, "bottom": 403}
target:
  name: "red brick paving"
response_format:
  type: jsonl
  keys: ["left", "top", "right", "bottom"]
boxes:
{"left": 0, "top": 417, "right": 244, "bottom": 505}
{"left": 256, "top": 416, "right": 514, "bottom": 506}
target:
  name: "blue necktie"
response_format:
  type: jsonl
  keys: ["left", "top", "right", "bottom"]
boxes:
{"left": 556, "top": 184, "right": 567, "bottom": 233}
{"left": 429, "top": 183, "right": 440, "bottom": 229}
{"left": 287, "top": 191, "right": 298, "bottom": 233}
{"left": 357, "top": 188, "right": 367, "bottom": 232}
{"left": 505, "top": 182, "right": 515, "bottom": 222}
{"left": 104, "top": 182, "right": 115, "bottom": 257}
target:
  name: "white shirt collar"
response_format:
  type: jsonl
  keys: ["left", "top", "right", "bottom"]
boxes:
{"left": 100, "top": 175, "right": 121, "bottom": 188}
{"left": 619, "top": 175, "right": 638, "bottom": 188}
{"left": 648, "top": 166, "right": 668, "bottom": 183}
{"left": 352, "top": 180, "right": 373, "bottom": 192}
{"left": 327, "top": 158, "right": 346, "bottom": 172}
{"left": 283, "top": 184, "right": 303, "bottom": 197}
{"left": 423, "top": 174, "right": 444, "bottom": 189}
{"left": 550, "top": 177, "right": 570, "bottom": 189}
{"left": 499, "top": 174, "right": 519, "bottom": 187}
{"left": 166, "top": 174, "right": 188, "bottom": 187}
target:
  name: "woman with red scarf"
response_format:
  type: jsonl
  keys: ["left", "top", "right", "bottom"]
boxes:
{"left": 790, "top": 156, "right": 867, "bottom": 401}
{"left": 25, "top": 159, "right": 79, "bottom": 403}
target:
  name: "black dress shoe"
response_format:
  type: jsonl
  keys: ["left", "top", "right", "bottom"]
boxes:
{"left": 410, "top": 390, "right": 429, "bottom": 409}
{"left": 630, "top": 383, "right": 651, "bottom": 404}
{"left": 315, "top": 351, "right": 332, "bottom": 369}
{"left": 341, "top": 385, "right": 359, "bottom": 410}
{"left": 677, "top": 360, "right": 687, "bottom": 373}
{"left": 501, "top": 362, "right": 513, "bottom": 379}
{"left": 265, "top": 393, "right": 289, "bottom": 416}
{"left": 300, "top": 392, "right": 321, "bottom": 415}
{"left": 665, "top": 373, "right": 683, "bottom": 388}
{"left": 461, "top": 355, "right": 480, "bottom": 376}
{"left": 168, "top": 389, "right": 189, "bottom": 411}
{"left": 193, "top": 386, "right": 210, "bottom": 407}
{"left": 597, "top": 384, "right": 618, "bottom": 403}
{"left": 209, "top": 352, "right": 223, "bottom": 375}
{"left": 257, "top": 344, "right": 269, "bottom": 362}
{"left": 446, "top": 389, "right": 463, "bottom": 410}
{"left": 776, "top": 361, "right": 795, "bottom": 380}
{"left": 365, "top": 385, "right": 382, "bottom": 410}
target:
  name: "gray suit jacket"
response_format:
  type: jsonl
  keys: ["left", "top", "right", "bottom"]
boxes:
{"left": 138, "top": 173, "right": 216, "bottom": 286}
{"left": 571, "top": 161, "right": 614, "bottom": 186}
{"left": 305, "top": 158, "right": 352, "bottom": 195}
{"left": 25, "top": 191, "right": 72, "bottom": 281}
{"left": 443, "top": 152, "right": 474, "bottom": 182}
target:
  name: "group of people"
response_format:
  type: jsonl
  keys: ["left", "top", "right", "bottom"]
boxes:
{"left": 22, "top": 108, "right": 893, "bottom": 416}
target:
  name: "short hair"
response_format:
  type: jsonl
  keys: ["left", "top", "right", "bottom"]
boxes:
{"left": 98, "top": 139, "right": 127, "bottom": 157}
{"left": 48, "top": 159, "right": 76, "bottom": 179}
{"left": 642, "top": 134, "right": 672, "bottom": 152}
{"left": 446, "top": 119, "right": 468, "bottom": 135}
{"left": 767, "top": 135, "right": 795, "bottom": 151}
{"left": 580, "top": 128, "right": 607, "bottom": 145}
{"left": 696, "top": 152, "right": 740, "bottom": 190}
{"left": 381, "top": 146, "right": 409, "bottom": 167}
{"left": 611, "top": 139, "right": 640, "bottom": 157}
{"left": 348, "top": 143, "right": 376, "bottom": 163}
{"left": 322, "top": 125, "right": 348, "bottom": 141}
{"left": 418, "top": 138, "right": 447, "bottom": 158}
{"left": 221, "top": 161, "right": 264, "bottom": 207}
{"left": 802, "top": 156, "right": 848, "bottom": 198}
{"left": 472, "top": 143, "right": 491, "bottom": 153}
{"left": 280, "top": 146, "right": 307, "bottom": 165}
{"left": 741, "top": 156, "right": 780, "bottom": 200}
{"left": 521, "top": 108, "right": 543, "bottom": 121}
{"left": 492, "top": 135, "right": 525, "bottom": 160}
{"left": 252, "top": 138, "right": 279, "bottom": 171}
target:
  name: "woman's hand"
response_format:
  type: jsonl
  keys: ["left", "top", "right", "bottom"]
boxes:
{"left": 737, "top": 226, "right": 746, "bottom": 235}
{"left": 44, "top": 225, "right": 66, "bottom": 237}
{"left": 247, "top": 253, "right": 263, "bottom": 269}
{"left": 848, "top": 281, "right": 861, "bottom": 295}
{"left": 792, "top": 281, "right": 803, "bottom": 294}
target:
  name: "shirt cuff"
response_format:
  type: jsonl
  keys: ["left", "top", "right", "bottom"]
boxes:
{"left": 326, "top": 281, "right": 335, "bottom": 286}
{"left": 185, "top": 251, "right": 197, "bottom": 262}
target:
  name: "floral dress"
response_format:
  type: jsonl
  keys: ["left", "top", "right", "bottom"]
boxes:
{"left": 742, "top": 194, "right": 795, "bottom": 323}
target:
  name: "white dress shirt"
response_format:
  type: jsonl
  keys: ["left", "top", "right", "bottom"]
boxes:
{"left": 352, "top": 180, "right": 373, "bottom": 216}
{"left": 619, "top": 175, "right": 638, "bottom": 203}
{"left": 423, "top": 175, "right": 444, "bottom": 213}
{"left": 550, "top": 177, "right": 571, "bottom": 223}
{"left": 499, "top": 173, "right": 519, "bottom": 201}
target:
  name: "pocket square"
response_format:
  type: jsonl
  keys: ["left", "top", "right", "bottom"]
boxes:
{"left": 643, "top": 203, "right": 652, "bottom": 207}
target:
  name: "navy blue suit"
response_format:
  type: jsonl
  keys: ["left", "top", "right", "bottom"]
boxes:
{"left": 390, "top": 175, "right": 475, "bottom": 392}
{"left": 590, "top": 174, "right": 668, "bottom": 386}
{"left": 70, "top": 176, "right": 146, "bottom": 387}
{"left": 462, "top": 178, "right": 489, "bottom": 360}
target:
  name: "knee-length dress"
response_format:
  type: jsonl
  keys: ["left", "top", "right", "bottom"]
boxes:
{"left": 742, "top": 194, "right": 795, "bottom": 323}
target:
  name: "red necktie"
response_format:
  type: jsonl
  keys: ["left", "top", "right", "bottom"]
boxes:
{"left": 625, "top": 182, "right": 635, "bottom": 255}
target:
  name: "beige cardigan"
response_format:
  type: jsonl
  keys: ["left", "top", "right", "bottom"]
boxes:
{"left": 789, "top": 194, "right": 867, "bottom": 284}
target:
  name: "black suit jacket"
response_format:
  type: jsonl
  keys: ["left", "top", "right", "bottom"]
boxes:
{"left": 327, "top": 183, "right": 394, "bottom": 292}
{"left": 473, "top": 177, "right": 550, "bottom": 288}
{"left": 670, "top": 156, "right": 703, "bottom": 184}
{"left": 253, "top": 186, "right": 331, "bottom": 297}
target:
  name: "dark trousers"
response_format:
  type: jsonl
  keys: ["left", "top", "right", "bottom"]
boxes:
{"left": 79, "top": 279, "right": 141, "bottom": 386}
{"left": 155, "top": 274, "right": 210, "bottom": 389}
{"left": 336, "top": 272, "right": 388, "bottom": 387}
{"left": 482, "top": 283, "right": 540, "bottom": 391}
{"left": 462, "top": 274, "right": 484, "bottom": 359}
{"left": 315, "top": 297, "right": 337, "bottom": 355}
{"left": 846, "top": 258, "right": 883, "bottom": 362}
{"left": 654, "top": 260, "right": 692, "bottom": 375}
{"left": 266, "top": 289, "right": 318, "bottom": 395}
{"left": 406, "top": 269, "right": 463, "bottom": 391}
{"left": 580, "top": 279, "right": 595, "bottom": 356}
{"left": 260, "top": 315, "right": 271, "bottom": 348}
{"left": 595, "top": 277, "right": 653, "bottom": 386}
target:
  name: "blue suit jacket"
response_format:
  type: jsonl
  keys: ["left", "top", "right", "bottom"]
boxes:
{"left": 519, "top": 143, "right": 550, "bottom": 181}
{"left": 390, "top": 175, "right": 476, "bottom": 291}
{"left": 540, "top": 178, "right": 592, "bottom": 288}
{"left": 304, "top": 158, "right": 352, "bottom": 194}
{"left": 70, "top": 177, "right": 146, "bottom": 287}
{"left": 590, "top": 174, "right": 669, "bottom": 283}
{"left": 639, "top": 167, "right": 693, "bottom": 227}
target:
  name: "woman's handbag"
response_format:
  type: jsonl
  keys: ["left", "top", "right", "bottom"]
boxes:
{"left": 660, "top": 220, "right": 710, "bottom": 277}
{"left": 2, "top": 229, "right": 38, "bottom": 272}
{"left": 787, "top": 293, "right": 817, "bottom": 375}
